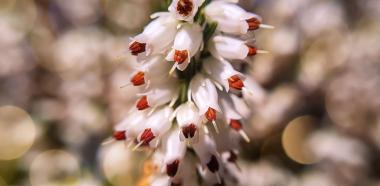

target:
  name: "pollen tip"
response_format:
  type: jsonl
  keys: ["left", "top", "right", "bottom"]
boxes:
{"left": 113, "top": 130, "right": 127, "bottom": 141}
{"left": 131, "top": 71, "right": 145, "bottom": 86}
{"left": 176, "top": 0, "right": 194, "bottom": 16}
{"left": 166, "top": 159, "right": 180, "bottom": 177}
{"left": 136, "top": 96, "right": 149, "bottom": 110}
{"left": 246, "top": 17, "right": 261, "bottom": 31}
{"left": 205, "top": 107, "right": 217, "bottom": 121}
{"left": 206, "top": 155, "right": 219, "bottom": 173}
{"left": 182, "top": 124, "right": 197, "bottom": 139}
{"left": 228, "top": 75, "right": 244, "bottom": 90}
{"left": 139, "top": 128, "right": 155, "bottom": 146}
{"left": 129, "top": 41, "right": 146, "bottom": 55}
{"left": 174, "top": 50, "right": 188, "bottom": 64}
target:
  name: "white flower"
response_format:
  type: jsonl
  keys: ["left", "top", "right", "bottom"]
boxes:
{"left": 129, "top": 14, "right": 178, "bottom": 57}
{"left": 205, "top": 1, "right": 268, "bottom": 35}
{"left": 166, "top": 24, "right": 203, "bottom": 71}
{"left": 192, "top": 133, "right": 221, "bottom": 174}
{"left": 128, "top": 55, "right": 172, "bottom": 87}
{"left": 175, "top": 102, "right": 201, "bottom": 140}
{"left": 210, "top": 35, "right": 258, "bottom": 60}
{"left": 219, "top": 92, "right": 250, "bottom": 142}
{"left": 168, "top": 0, "right": 205, "bottom": 22}
{"left": 203, "top": 57, "right": 245, "bottom": 92}
{"left": 164, "top": 129, "right": 186, "bottom": 177}
{"left": 135, "top": 107, "right": 173, "bottom": 149}
{"left": 190, "top": 73, "right": 221, "bottom": 131}
{"left": 112, "top": 110, "right": 147, "bottom": 143}
{"left": 136, "top": 83, "right": 178, "bottom": 111}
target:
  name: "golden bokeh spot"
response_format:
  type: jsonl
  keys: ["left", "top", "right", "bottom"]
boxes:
{"left": 137, "top": 160, "right": 157, "bottom": 186}
{"left": 0, "top": 105, "right": 36, "bottom": 160}
{"left": 282, "top": 115, "right": 319, "bottom": 164}
{"left": 30, "top": 150, "right": 80, "bottom": 186}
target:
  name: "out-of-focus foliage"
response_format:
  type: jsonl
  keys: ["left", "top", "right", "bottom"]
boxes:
{"left": 0, "top": 0, "right": 379, "bottom": 186}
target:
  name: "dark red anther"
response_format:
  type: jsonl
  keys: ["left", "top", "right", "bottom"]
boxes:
{"left": 129, "top": 41, "right": 146, "bottom": 55}
{"left": 247, "top": 45, "right": 257, "bottom": 56}
{"left": 174, "top": 50, "right": 188, "bottom": 64}
{"left": 205, "top": 107, "right": 216, "bottom": 121}
{"left": 206, "top": 155, "right": 219, "bottom": 173}
{"left": 171, "top": 182, "right": 182, "bottom": 186}
{"left": 136, "top": 96, "right": 149, "bottom": 110}
{"left": 228, "top": 75, "right": 244, "bottom": 90}
{"left": 140, "top": 128, "right": 155, "bottom": 146}
{"left": 229, "top": 119, "right": 242, "bottom": 131}
{"left": 227, "top": 150, "right": 238, "bottom": 163}
{"left": 113, "top": 131, "right": 126, "bottom": 141}
{"left": 130, "top": 71, "right": 145, "bottom": 86}
{"left": 246, "top": 17, "right": 261, "bottom": 31}
{"left": 176, "top": 0, "right": 193, "bottom": 16}
{"left": 182, "top": 124, "right": 197, "bottom": 138}
{"left": 166, "top": 159, "right": 180, "bottom": 177}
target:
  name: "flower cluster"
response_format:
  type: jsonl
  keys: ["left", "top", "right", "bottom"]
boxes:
{"left": 111, "top": 0, "right": 272, "bottom": 185}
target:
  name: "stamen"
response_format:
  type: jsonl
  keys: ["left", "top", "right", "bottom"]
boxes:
{"left": 205, "top": 107, "right": 216, "bottom": 121}
{"left": 206, "top": 155, "right": 219, "bottom": 173}
{"left": 174, "top": 50, "right": 188, "bottom": 64}
{"left": 130, "top": 71, "right": 145, "bottom": 86}
{"left": 246, "top": 17, "right": 261, "bottom": 31}
{"left": 227, "top": 150, "right": 237, "bottom": 163}
{"left": 228, "top": 75, "right": 244, "bottom": 90}
{"left": 166, "top": 159, "right": 180, "bottom": 177}
{"left": 136, "top": 96, "right": 149, "bottom": 110}
{"left": 182, "top": 124, "right": 197, "bottom": 138}
{"left": 229, "top": 119, "right": 242, "bottom": 131}
{"left": 176, "top": 0, "right": 193, "bottom": 16}
{"left": 129, "top": 41, "right": 146, "bottom": 55}
{"left": 113, "top": 131, "right": 126, "bottom": 141}
{"left": 246, "top": 45, "right": 257, "bottom": 56}
{"left": 230, "top": 120, "right": 250, "bottom": 142}
{"left": 140, "top": 128, "right": 155, "bottom": 146}
{"left": 212, "top": 120, "right": 219, "bottom": 134}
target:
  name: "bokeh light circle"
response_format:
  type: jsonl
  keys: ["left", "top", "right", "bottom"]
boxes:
{"left": 100, "top": 142, "right": 133, "bottom": 186}
{"left": 30, "top": 150, "right": 81, "bottom": 186}
{"left": 0, "top": 105, "right": 36, "bottom": 160}
{"left": 282, "top": 116, "right": 319, "bottom": 164}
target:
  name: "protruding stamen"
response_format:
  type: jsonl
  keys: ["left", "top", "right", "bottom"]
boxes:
{"left": 130, "top": 71, "right": 145, "bottom": 86}
{"left": 120, "top": 82, "right": 131, "bottom": 88}
{"left": 228, "top": 75, "right": 244, "bottom": 90}
{"left": 113, "top": 130, "right": 127, "bottom": 141}
{"left": 101, "top": 138, "right": 115, "bottom": 146}
{"left": 212, "top": 120, "right": 219, "bottom": 134}
{"left": 136, "top": 96, "right": 149, "bottom": 110}
{"left": 246, "top": 17, "right": 261, "bottom": 31}
{"left": 259, "top": 24, "right": 275, "bottom": 29}
{"left": 205, "top": 107, "right": 216, "bottom": 121}
{"left": 206, "top": 155, "right": 219, "bottom": 173}
{"left": 256, "top": 49, "right": 269, "bottom": 54}
{"left": 174, "top": 50, "right": 188, "bottom": 64}
{"left": 182, "top": 124, "right": 197, "bottom": 139}
{"left": 247, "top": 45, "right": 257, "bottom": 56}
{"left": 139, "top": 128, "right": 155, "bottom": 146}
{"left": 176, "top": 0, "right": 193, "bottom": 16}
{"left": 230, "top": 120, "right": 250, "bottom": 142}
{"left": 129, "top": 41, "right": 146, "bottom": 55}
{"left": 166, "top": 159, "right": 180, "bottom": 177}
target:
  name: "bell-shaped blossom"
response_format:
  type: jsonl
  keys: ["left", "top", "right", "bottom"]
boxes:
{"left": 192, "top": 133, "right": 221, "bottom": 174}
{"left": 219, "top": 92, "right": 250, "bottom": 142}
{"left": 135, "top": 107, "right": 173, "bottom": 149}
{"left": 129, "top": 14, "right": 178, "bottom": 57}
{"left": 205, "top": 1, "right": 267, "bottom": 35}
{"left": 166, "top": 24, "right": 203, "bottom": 71}
{"left": 112, "top": 110, "right": 147, "bottom": 143}
{"left": 210, "top": 35, "right": 258, "bottom": 61}
{"left": 203, "top": 57, "right": 245, "bottom": 91}
{"left": 128, "top": 55, "right": 172, "bottom": 87}
{"left": 168, "top": 0, "right": 205, "bottom": 22}
{"left": 190, "top": 73, "right": 221, "bottom": 131}
{"left": 136, "top": 83, "right": 178, "bottom": 111}
{"left": 164, "top": 129, "right": 186, "bottom": 177}
{"left": 175, "top": 102, "right": 201, "bottom": 141}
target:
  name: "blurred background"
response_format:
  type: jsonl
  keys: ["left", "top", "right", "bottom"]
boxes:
{"left": 0, "top": 0, "right": 379, "bottom": 185}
